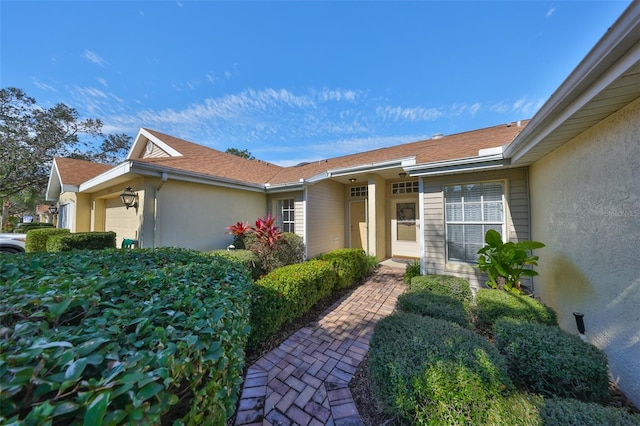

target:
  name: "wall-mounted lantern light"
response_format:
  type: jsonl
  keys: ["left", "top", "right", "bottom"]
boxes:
{"left": 398, "top": 172, "right": 407, "bottom": 178}
{"left": 48, "top": 204, "right": 58, "bottom": 214}
{"left": 120, "top": 187, "right": 138, "bottom": 210}
{"left": 349, "top": 178, "right": 357, "bottom": 183}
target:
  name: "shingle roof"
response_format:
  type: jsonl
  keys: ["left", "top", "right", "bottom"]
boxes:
{"left": 54, "top": 157, "right": 113, "bottom": 186}
{"left": 267, "top": 121, "right": 529, "bottom": 184}
{"left": 136, "top": 129, "right": 282, "bottom": 185}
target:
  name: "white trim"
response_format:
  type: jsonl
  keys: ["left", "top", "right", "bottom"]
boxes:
{"left": 327, "top": 156, "right": 417, "bottom": 177}
{"left": 126, "top": 128, "right": 183, "bottom": 160}
{"left": 406, "top": 154, "right": 509, "bottom": 177}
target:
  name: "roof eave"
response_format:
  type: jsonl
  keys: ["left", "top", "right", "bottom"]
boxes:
{"left": 406, "top": 154, "right": 510, "bottom": 177}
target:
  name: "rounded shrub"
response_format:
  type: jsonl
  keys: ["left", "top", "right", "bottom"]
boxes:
{"left": 409, "top": 275, "right": 473, "bottom": 305}
{"left": 540, "top": 398, "right": 640, "bottom": 425}
{"left": 24, "top": 228, "right": 70, "bottom": 252}
{"left": 494, "top": 318, "right": 611, "bottom": 403}
{"left": 397, "top": 290, "right": 472, "bottom": 328}
{"left": 369, "top": 313, "right": 513, "bottom": 425}
{"left": 209, "top": 249, "right": 261, "bottom": 280}
{"left": 474, "top": 288, "right": 557, "bottom": 330}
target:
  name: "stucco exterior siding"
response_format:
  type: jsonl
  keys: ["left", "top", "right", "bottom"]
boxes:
{"left": 157, "top": 180, "right": 266, "bottom": 251}
{"left": 529, "top": 98, "right": 640, "bottom": 407}
{"left": 306, "top": 180, "right": 345, "bottom": 257}
{"left": 421, "top": 167, "right": 531, "bottom": 290}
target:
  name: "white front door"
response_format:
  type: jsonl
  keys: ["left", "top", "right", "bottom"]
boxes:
{"left": 391, "top": 199, "right": 420, "bottom": 258}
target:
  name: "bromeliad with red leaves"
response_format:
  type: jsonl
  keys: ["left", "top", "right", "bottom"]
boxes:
{"left": 225, "top": 221, "right": 252, "bottom": 249}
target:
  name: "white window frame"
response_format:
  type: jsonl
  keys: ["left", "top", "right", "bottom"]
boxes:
{"left": 276, "top": 198, "right": 295, "bottom": 233}
{"left": 444, "top": 181, "right": 505, "bottom": 264}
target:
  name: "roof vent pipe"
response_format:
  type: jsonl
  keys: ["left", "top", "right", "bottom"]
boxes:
{"left": 517, "top": 120, "right": 522, "bottom": 127}
{"left": 432, "top": 133, "right": 444, "bottom": 139}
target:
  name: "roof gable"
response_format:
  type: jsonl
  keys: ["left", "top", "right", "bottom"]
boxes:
{"left": 46, "top": 157, "right": 112, "bottom": 200}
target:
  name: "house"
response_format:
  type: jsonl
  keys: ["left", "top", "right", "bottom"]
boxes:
{"left": 46, "top": 2, "right": 639, "bottom": 405}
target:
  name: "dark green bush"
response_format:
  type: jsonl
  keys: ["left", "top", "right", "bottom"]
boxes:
{"left": 474, "top": 288, "right": 557, "bottom": 330}
{"left": 494, "top": 318, "right": 610, "bottom": 403}
{"left": 404, "top": 260, "right": 421, "bottom": 283}
{"left": 14, "top": 223, "right": 54, "bottom": 233}
{"left": 245, "top": 232, "right": 305, "bottom": 274}
{"left": 316, "top": 248, "right": 372, "bottom": 289}
{"left": 409, "top": 275, "right": 473, "bottom": 305}
{"left": 540, "top": 398, "right": 640, "bottom": 425}
{"left": 0, "top": 248, "right": 252, "bottom": 425}
{"left": 397, "top": 290, "right": 472, "bottom": 328}
{"left": 369, "top": 313, "right": 513, "bottom": 425}
{"left": 209, "top": 249, "right": 262, "bottom": 280}
{"left": 248, "top": 260, "right": 337, "bottom": 349}
{"left": 46, "top": 231, "right": 116, "bottom": 252}
{"left": 24, "top": 228, "right": 70, "bottom": 252}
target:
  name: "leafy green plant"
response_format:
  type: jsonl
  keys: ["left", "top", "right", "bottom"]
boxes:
{"left": 476, "top": 229, "right": 545, "bottom": 294}
{"left": 0, "top": 248, "right": 252, "bottom": 425}
{"left": 209, "top": 249, "right": 261, "bottom": 280}
{"left": 404, "top": 260, "right": 421, "bottom": 283}
{"left": 494, "top": 318, "right": 611, "bottom": 402}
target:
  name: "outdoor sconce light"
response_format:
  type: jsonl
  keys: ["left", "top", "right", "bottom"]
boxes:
{"left": 573, "top": 312, "right": 586, "bottom": 337}
{"left": 120, "top": 187, "right": 138, "bottom": 209}
{"left": 349, "top": 178, "right": 357, "bottom": 183}
{"left": 48, "top": 204, "right": 58, "bottom": 214}
{"left": 398, "top": 172, "right": 407, "bottom": 178}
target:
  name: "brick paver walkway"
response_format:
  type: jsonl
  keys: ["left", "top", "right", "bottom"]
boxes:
{"left": 234, "top": 265, "right": 406, "bottom": 426}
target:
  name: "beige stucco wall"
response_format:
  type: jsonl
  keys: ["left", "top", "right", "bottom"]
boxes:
{"left": 306, "top": 180, "right": 345, "bottom": 257}
{"left": 367, "top": 175, "right": 387, "bottom": 261}
{"left": 421, "top": 167, "right": 531, "bottom": 290}
{"left": 156, "top": 180, "right": 266, "bottom": 251}
{"left": 529, "top": 98, "right": 640, "bottom": 406}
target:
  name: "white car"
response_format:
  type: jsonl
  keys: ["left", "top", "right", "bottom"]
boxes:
{"left": 0, "top": 233, "right": 27, "bottom": 253}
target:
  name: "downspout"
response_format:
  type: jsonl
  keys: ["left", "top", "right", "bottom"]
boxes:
{"left": 154, "top": 172, "right": 168, "bottom": 248}
{"left": 303, "top": 186, "right": 308, "bottom": 260}
{"left": 525, "top": 167, "right": 535, "bottom": 294}
{"left": 365, "top": 197, "right": 370, "bottom": 255}
{"left": 418, "top": 177, "right": 426, "bottom": 275}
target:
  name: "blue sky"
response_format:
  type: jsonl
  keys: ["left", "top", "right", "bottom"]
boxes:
{"left": 1, "top": 1, "right": 632, "bottom": 166}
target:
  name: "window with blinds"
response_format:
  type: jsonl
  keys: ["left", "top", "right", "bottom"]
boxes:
{"left": 444, "top": 182, "right": 504, "bottom": 263}
{"left": 277, "top": 199, "right": 295, "bottom": 233}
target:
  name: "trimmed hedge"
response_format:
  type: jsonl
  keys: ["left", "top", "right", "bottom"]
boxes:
{"left": 540, "top": 398, "right": 640, "bottom": 425}
{"left": 248, "top": 260, "right": 337, "bottom": 349}
{"left": 494, "top": 318, "right": 611, "bottom": 402}
{"left": 474, "top": 288, "right": 557, "bottom": 329}
{"left": 209, "top": 249, "right": 262, "bottom": 280}
{"left": 316, "top": 248, "right": 372, "bottom": 289}
{"left": 409, "top": 275, "right": 473, "bottom": 305}
{"left": 14, "top": 223, "right": 54, "bottom": 233}
{"left": 0, "top": 248, "right": 252, "bottom": 425}
{"left": 46, "top": 231, "right": 116, "bottom": 252}
{"left": 397, "top": 290, "right": 472, "bottom": 328}
{"left": 24, "top": 228, "right": 70, "bottom": 252}
{"left": 369, "top": 313, "right": 513, "bottom": 425}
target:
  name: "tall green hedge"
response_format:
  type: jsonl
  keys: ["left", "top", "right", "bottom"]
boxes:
{"left": 0, "top": 248, "right": 252, "bottom": 425}
{"left": 46, "top": 231, "right": 116, "bottom": 252}
{"left": 474, "top": 288, "right": 557, "bottom": 330}
{"left": 24, "top": 228, "right": 70, "bottom": 252}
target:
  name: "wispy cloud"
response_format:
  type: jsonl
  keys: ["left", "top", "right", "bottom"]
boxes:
{"left": 376, "top": 105, "right": 443, "bottom": 122}
{"left": 83, "top": 50, "right": 107, "bottom": 67}
{"left": 97, "top": 78, "right": 108, "bottom": 87}
{"left": 33, "top": 79, "right": 58, "bottom": 92}
{"left": 546, "top": 7, "right": 555, "bottom": 17}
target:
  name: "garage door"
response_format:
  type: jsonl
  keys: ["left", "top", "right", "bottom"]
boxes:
{"left": 104, "top": 198, "right": 139, "bottom": 247}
